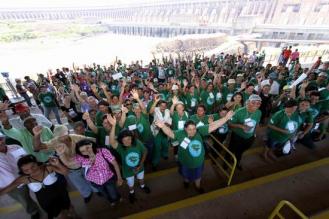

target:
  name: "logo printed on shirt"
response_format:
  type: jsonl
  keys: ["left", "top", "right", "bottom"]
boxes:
{"left": 188, "top": 140, "right": 202, "bottom": 157}
{"left": 137, "top": 123, "right": 144, "bottom": 133}
{"left": 43, "top": 96, "right": 52, "bottom": 103}
{"left": 125, "top": 152, "right": 140, "bottom": 167}
{"left": 206, "top": 96, "right": 215, "bottom": 105}
{"left": 286, "top": 121, "right": 298, "bottom": 133}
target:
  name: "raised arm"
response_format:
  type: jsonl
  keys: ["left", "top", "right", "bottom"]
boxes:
{"left": 131, "top": 89, "right": 146, "bottom": 113}
{"left": 149, "top": 95, "right": 160, "bottom": 115}
{"left": 118, "top": 80, "right": 126, "bottom": 105}
{"left": 170, "top": 96, "right": 179, "bottom": 115}
{"left": 208, "top": 111, "right": 234, "bottom": 133}
{"left": 100, "top": 83, "right": 112, "bottom": 103}
{"left": 82, "top": 112, "right": 98, "bottom": 134}
{"left": 107, "top": 114, "right": 118, "bottom": 149}
{"left": 32, "top": 126, "right": 50, "bottom": 152}
{"left": 90, "top": 84, "right": 102, "bottom": 100}
{"left": 154, "top": 120, "right": 175, "bottom": 139}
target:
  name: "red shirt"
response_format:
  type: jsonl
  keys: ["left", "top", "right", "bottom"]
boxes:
{"left": 76, "top": 148, "right": 115, "bottom": 185}
{"left": 283, "top": 49, "right": 292, "bottom": 59}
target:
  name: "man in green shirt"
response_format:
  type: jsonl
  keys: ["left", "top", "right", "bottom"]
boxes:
{"left": 154, "top": 111, "right": 234, "bottom": 193}
{"left": 95, "top": 100, "right": 110, "bottom": 126}
{"left": 296, "top": 99, "right": 315, "bottom": 149}
{"left": 0, "top": 113, "right": 53, "bottom": 162}
{"left": 228, "top": 94, "right": 262, "bottom": 170}
{"left": 108, "top": 115, "right": 150, "bottom": 203}
{"left": 266, "top": 99, "right": 302, "bottom": 161}
{"left": 38, "top": 85, "right": 62, "bottom": 124}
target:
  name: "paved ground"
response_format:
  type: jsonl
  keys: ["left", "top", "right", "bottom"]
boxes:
{"left": 1, "top": 105, "right": 328, "bottom": 219}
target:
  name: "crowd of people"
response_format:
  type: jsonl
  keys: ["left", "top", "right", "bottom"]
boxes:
{"left": 0, "top": 48, "right": 328, "bottom": 219}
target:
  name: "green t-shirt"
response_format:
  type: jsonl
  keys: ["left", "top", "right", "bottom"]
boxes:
{"left": 124, "top": 113, "right": 153, "bottom": 142}
{"left": 200, "top": 91, "right": 216, "bottom": 112}
{"left": 173, "top": 125, "right": 209, "bottom": 168}
{"left": 172, "top": 111, "right": 189, "bottom": 130}
{"left": 95, "top": 111, "right": 104, "bottom": 126}
{"left": 268, "top": 109, "right": 302, "bottom": 143}
{"left": 116, "top": 140, "right": 146, "bottom": 178}
{"left": 190, "top": 114, "right": 218, "bottom": 128}
{"left": 299, "top": 111, "right": 314, "bottom": 125}
{"left": 183, "top": 92, "right": 199, "bottom": 109}
{"left": 230, "top": 107, "right": 262, "bottom": 139}
{"left": 38, "top": 92, "right": 57, "bottom": 107}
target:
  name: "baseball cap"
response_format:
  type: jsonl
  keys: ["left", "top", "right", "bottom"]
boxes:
{"left": 248, "top": 94, "right": 262, "bottom": 102}
{"left": 15, "top": 103, "right": 29, "bottom": 113}
{"left": 318, "top": 72, "right": 327, "bottom": 77}
{"left": 228, "top": 79, "right": 236, "bottom": 84}
{"left": 53, "top": 125, "right": 69, "bottom": 138}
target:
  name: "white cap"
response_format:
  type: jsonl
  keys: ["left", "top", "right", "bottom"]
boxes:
{"left": 172, "top": 84, "right": 179, "bottom": 90}
{"left": 228, "top": 79, "right": 236, "bottom": 84}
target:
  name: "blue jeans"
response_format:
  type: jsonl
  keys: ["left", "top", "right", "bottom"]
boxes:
{"left": 67, "top": 168, "right": 96, "bottom": 198}
{"left": 43, "top": 106, "right": 62, "bottom": 124}
{"left": 91, "top": 177, "right": 120, "bottom": 203}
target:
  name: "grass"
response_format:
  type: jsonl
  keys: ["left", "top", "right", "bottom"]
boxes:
{"left": 0, "top": 20, "right": 109, "bottom": 43}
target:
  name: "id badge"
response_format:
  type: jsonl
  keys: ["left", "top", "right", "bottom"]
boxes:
{"left": 191, "top": 99, "right": 196, "bottom": 107}
{"left": 196, "top": 121, "right": 204, "bottom": 127}
{"left": 105, "top": 136, "right": 110, "bottom": 146}
{"left": 178, "top": 121, "right": 185, "bottom": 130}
{"left": 128, "top": 124, "right": 137, "bottom": 131}
{"left": 180, "top": 137, "right": 190, "bottom": 149}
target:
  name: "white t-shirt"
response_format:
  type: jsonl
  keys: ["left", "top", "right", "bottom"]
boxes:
{"left": 260, "top": 79, "right": 280, "bottom": 95}
{"left": 0, "top": 145, "right": 27, "bottom": 188}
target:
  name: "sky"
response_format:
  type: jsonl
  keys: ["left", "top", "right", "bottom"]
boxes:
{"left": 0, "top": 0, "right": 161, "bottom": 8}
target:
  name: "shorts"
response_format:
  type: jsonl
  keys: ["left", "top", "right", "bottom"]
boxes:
{"left": 126, "top": 171, "right": 145, "bottom": 187}
{"left": 180, "top": 164, "right": 204, "bottom": 182}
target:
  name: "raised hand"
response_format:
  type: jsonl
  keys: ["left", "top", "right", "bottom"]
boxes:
{"left": 100, "top": 83, "right": 108, "bottom": 90}
{"left": 32, "top": 126, "right": 43, "bottom": 136}
{"left": 208, "top": 115, "right": 214, "bottom": 124}
{"left": 49, "top": 157, "right": 60, "bottom": 166}
{"left": 121, "top": 105, "right": 128, "bottom": 114}
{"left": 82, "top": 112, "right": 90, "bottom": 121}
{"left": 107, "top": 114, "right": 117, "bottom": 126}
{"left": 172, "top": 96, "right": 179, "bottom": 105}
{"left": 130, "top": 89, "right": 139, "bottom": 100}
{"left": 0, "top": 101, "right": 9, "bottom": 111}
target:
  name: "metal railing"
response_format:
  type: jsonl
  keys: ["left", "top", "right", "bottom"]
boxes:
{"left": 268, "top": 200, "right": 309, "bottom": 219}
{"left": 207, "top": 134, "right": 237, "bottom": 186}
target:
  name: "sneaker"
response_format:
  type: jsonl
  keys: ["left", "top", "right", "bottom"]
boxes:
{"left": 140, "top": 185, "right": 151, "bottom": 194}
{"left": 84, "top": 193, "right": 93, "bottom": 203}
{"left": 152, "top": 165, "right": 158, "bottom": 171}
{"left": 129, "top": 192, "right": 136, "bottom": 203}
{"left": 196, "top": 187, "right": 205, "bottom": 194}
{"left": 31, "top": 212, "right": 40, "bottom": 219}
{"left": 96, "top": 192, "right": 103, "bottom": 197}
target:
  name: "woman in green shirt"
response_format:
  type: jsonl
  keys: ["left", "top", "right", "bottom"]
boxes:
{"left": 108, "top": 115, "right": 151, "bottom": 203}
{"left": 154, "top": 111, "right": 234, "bottom": 193}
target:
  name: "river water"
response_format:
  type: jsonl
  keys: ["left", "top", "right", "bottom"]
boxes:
{"left": 0, "top": 33, "right": 164, "bottom": 80}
